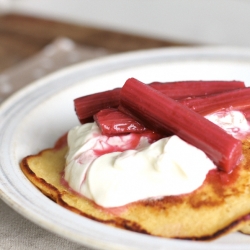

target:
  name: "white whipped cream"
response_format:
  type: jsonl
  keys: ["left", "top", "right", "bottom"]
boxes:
{"left": 64, "top": 122, "right": 150, "bottom": 192}
{"left": 64, "top": 110, "right": 250, "bottom": 208}
{"left": 82, "top": 135, "right": 215, "bottom": 207}
{"left": 205, "top": 110, "right": 250, "bottom": 139}
{"left": 64, "top": 123, "right": 215, "bottom": 207}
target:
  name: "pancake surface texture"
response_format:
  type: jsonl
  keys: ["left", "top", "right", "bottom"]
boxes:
{"left": 20, "top": 138, "right": 250, "bottom": 240}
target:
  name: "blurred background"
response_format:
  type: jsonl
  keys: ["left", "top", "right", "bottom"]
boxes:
{"left": 1, "top": 0, "right": 250, "bottom": 46}
{"left": 1, "top": 0, "right": 250, "bottom": 107}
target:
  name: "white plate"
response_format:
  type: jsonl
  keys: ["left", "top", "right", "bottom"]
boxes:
{"left": 1, "top": 47, "right": 250, "bottom": 250}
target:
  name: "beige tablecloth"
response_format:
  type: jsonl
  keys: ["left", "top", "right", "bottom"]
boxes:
{"left": 0, "top": 38, "right": 110, "bottom": 250}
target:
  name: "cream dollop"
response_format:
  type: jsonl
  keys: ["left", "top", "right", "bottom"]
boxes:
{"left": 205, "top": 110, "right": 250, "bottom": 139}
{"left": 82, "top": 135, "right": 215, "bottom": 207}
{"left": 64, "top": 123, "right": 215, "bottom": 207}
{"left": 64, "top": 110, "right": 250, "bottom": 208}
{"left": 64, "top": 123, "right": 151, "bottom": 192}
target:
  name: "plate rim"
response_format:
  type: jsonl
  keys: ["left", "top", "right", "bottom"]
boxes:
{"left": 1, "top": 46, "right": 250, "bottom": 250}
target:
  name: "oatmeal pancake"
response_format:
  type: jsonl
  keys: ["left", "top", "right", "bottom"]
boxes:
{"left": 20, "top": 138, "right": 250, "bottom": 240}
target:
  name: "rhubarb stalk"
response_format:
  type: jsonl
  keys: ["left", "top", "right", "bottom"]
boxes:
{"left": 150, "top": 80, "right": 245, "bottom": 99}
{"left": 74, "top": 80, "right": 245, "bottom": 124}
{"left": 93, "top": 87, "right": 250, "bottom": 135}
{"left": 118, "top": 78, "right": 242, "bottom": 173}
{"left": 94, "top": 108, "right": 147, "bottom": 135}
{"left": 74, "top": 88, "right": 120, "bottom": 124}
{"left": 180, "top": 87, "right": 250, "bottom": 115}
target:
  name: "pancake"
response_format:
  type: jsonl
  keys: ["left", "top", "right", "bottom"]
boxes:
{"left": 20, "top": 137, "right": 250, "bottom": 240}
{"left": 240, "top": 224, "right": 250, "bottom": 234}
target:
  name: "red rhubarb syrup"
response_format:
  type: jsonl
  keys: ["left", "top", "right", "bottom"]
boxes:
{"left": 92, "top": 130, "right": 163, "bottom": 156}
{"left": 54, "top": 132, "right": 68, "bottom": 150}
{"left": 206, "top": 166, "right": 240, "bottom": 187}
{"left": 203, "top": 137, "right": 249, "bottom": 189}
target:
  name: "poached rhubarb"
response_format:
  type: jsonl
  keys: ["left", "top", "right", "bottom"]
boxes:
{"left": 118, "top": 78, "right": 242, "bottom": 173}
{"left": 74, "top": 88, "right": 120, "bottom": 124}
{"left": 150, "top": 80, "right": 245, "bottom": 99}
{"left": 93, "top": 84, "right": 250, "bottom": 136}
{"left": 94, "top": 108, "right": 147, "bottom": 135}
{"left": 74, "top": 80, "right": 245, "bottom": 124}
{"left": 180, "top": 87, "right": 250, "bottom": 115}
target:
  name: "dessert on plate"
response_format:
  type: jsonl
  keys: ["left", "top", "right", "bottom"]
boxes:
{"left": 20, "top": 78, "right": 250, "bottom": 240}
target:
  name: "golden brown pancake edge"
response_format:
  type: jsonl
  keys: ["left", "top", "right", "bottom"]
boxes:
{"left": 20, "top": 139, "right": 250, "bottom": 241}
